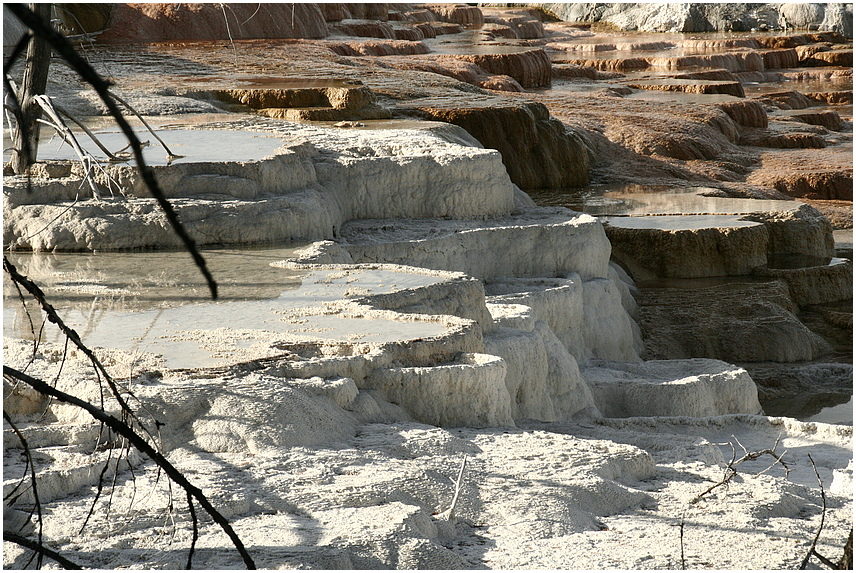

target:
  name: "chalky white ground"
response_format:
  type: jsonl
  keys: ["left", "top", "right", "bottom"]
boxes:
{"left": 3, "top": 410, "right": 851, "bottom": 570}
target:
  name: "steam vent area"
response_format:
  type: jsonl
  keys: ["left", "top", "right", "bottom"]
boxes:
{"left": 3, "top": 3, "right": 854, "bottom": 570}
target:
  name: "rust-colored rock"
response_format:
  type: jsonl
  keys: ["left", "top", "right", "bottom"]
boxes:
{"left": 330, "top": 19, "right": 395, "bottom": 39}
{"left": 212, "top": 84, "right": 377, "bottom": 111}
{"left": 76, "top": 3, "right": 329, "bottom": 42}
{"left": 422, "top": 3, "right": 484, "bottom": 27}
{"left": 447, "top": 49, "right": 552, "bottom": 88}
{"left": 802, "top": 49, "right": 853, "bottom": 67}
{"left": 339, "top": 3, "right": 390, "bottom": 21}
{"left": 740, "top": 130, "right": 826, "bottom": 149}
{"left": 410, "top": 102, "right": 590, "bottom": 189}
{"left": 769, "top": 172, "right": 854, "bottom": 201}
{"left": 553, "top": 65, "right": 624, "bottom": 81}
{"left": 667, "top": 69, "right": 739, "bottom": 82}
{"left": 326, "top": 40, "right": 430, "bottom": 56}
{"left": 383, "top": 57, "right": 524, "bottom": 92}
{"left": 805, "top": 91, "right": 853, "bottom": 105}
{"left": 481, "top": 23, "right": 518, "bottom": 39}
{"left": 717, "top": 100, "right": 768, "bottom": 128}
{"left": 646, "top": 52, "right": 764, "bottom": 73}
{"left": 561, "top": 57, "right": 650, "bottom": 72}
{"left": 787, "top": 110, "right": 844, "bottom": 131}
{"left": 755, "top": 32, "right": 850, "bottom": 49}
{"left": 482, "top": 11, "right": 545, "bottom": 39}
{"left": 759, "top": 48, "right": 800, "bottom": 69}
{"left": 627, "top": 79, "right": 745, "bottom": 98}
{"left": 754, "top": 91, "right": 815, "bottom": 110}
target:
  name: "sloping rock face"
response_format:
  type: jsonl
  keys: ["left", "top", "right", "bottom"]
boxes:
{"left": 753, "top": 258, "right": 853, "bottom": 306}
{"left": 637, "top": 280, "right": 834, "bottom": 363}
{"left": 60, "top": 3, "right": 330, "bottom": 42}
{"left": 410, "top": 102, "right": 589, "bottom": 189}
{"left": 447, "top": 49, "right": 553, "bottom": 88}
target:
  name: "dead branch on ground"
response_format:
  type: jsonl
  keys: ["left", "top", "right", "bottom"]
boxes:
{"left": 680, "top": 435, "right": 789, "bottom": 569}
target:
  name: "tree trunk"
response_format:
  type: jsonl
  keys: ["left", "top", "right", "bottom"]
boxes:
{"left": 10, "top": 3, "right": 53, "bottom": 174}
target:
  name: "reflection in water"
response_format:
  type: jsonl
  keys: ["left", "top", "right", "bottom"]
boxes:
{"left": 526, "top": 184, "right": 801, "bottom": 217}
{"left": 29, "top": 128, "right": 287, "bottom": 166}
{"left": 762, "top": 395, "right": 853, "bottom": 425}
{"left": 4, "top": 247, "right": 449, "bottom": 369}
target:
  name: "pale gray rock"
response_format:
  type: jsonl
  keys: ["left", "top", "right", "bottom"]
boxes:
{"left": 537, "top": 3, "right": 853, "bottom": 37}
{"left": 339, "top": 208, "right": 612, "bottom": 281}
{"left": 4, "top": 122, "right": 518, "bottom": 250}
{"left": 583, "top": 358, "right": 763, "bottom": 418}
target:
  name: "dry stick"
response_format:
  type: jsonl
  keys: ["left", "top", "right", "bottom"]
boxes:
{"left": 4, "top": 365, "right": 256, "bottom": 569}
{"left": 33, "top": 94, "right": 102, "bottom": 198}
{"left": 4, "top": 411, "right": 44, "bottom": 570}
{"left": 3, "top": 532, "right": 82, "bottom": 570}
{"left": 800, "top": 453, "right": 829, "bottom": 569}
{"left": 107, "top": 89, "right": 184, "bottom": 162}
{"left": 6, "top": 3, "right": 215, "bottom": 299}
{"left": 681, "top": 438, "right": 790, "bottom": 569}
{"left": 448, "top": 455, "right": 468, "bottom": 521}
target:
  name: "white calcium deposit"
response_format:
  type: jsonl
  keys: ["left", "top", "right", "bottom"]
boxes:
{"left": 3, "top": 121, "right": 852, "bottom": 570}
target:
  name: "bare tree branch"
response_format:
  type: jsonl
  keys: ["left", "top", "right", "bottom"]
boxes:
{"left": 5, "top": 3, "right": 217, "bottom": 299}
{"left": 4, "top": 365, "right": 257, "bottom": 569}
{"left": 3, "top": 532, "right": 82, "bottom": 570}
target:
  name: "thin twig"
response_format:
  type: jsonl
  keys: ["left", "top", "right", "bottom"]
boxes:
{"left": 800, "top": 453, "right": 828, "bottom": 569}
{"left": 3, "top": 411, "right": 44, "bottom": 570}
{"left": 4, "top": 366, "right": 256, "bottom": 569}
{"left": 3, "top": 532, "right": 82, "bottom": 570}
{"left": 447, "top": 455, "right": 467, "bottom": 521}
{"left": 6, "top": 3, "right": 216, "bottom": 299}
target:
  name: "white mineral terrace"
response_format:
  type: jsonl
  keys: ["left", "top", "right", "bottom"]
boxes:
{"left": 5, "top": 263, "right": 457, "bottom": 370}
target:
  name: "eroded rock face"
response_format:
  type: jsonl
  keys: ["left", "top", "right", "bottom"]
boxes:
{"left": 447, "top": 49, "right": 553, "bottom": 88}
{"left": 637, "top": 280, "right": 834, "bottom": 363}
{"left": 410, "top": 102, "right": 590, "bottom": 189}
{"left": 69, "top": 3, "right": 330, "bottom": 42}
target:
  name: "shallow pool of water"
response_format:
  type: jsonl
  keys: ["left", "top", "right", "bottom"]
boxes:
{"left": 33, "top": 128, "right": 287, "bottom": 166}
{"left": 526, "top": 184, "right": 802, "bottom": 217}
{"left": 4, "top": 247, "right": 449, "bottom": 369}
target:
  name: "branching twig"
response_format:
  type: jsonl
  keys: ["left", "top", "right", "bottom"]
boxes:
{"left": 4, "top": 365, "right": 257, "bottom": 569}
{"left": 680, "top": 436, "right": 790, "bottom": 569}
{"left": 6, "top": 3, "right": 216, "bottom": 299}
{"left": 3, "top": 532, "right": 82, "bottom": 570}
